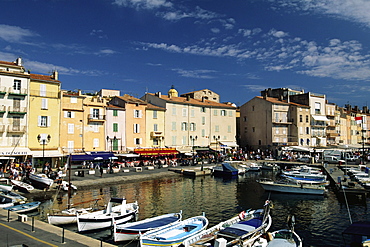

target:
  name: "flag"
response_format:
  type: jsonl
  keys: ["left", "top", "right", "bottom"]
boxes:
{"left": 355, "top": 116, "right": 363, "bottom": 124}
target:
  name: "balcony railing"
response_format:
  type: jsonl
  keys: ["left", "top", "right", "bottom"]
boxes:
{"left": 0, "top": 125, "right": 5, "bottom": 132}
{"left": 8, "top": 87, "right": 27, "bottom": 96}
{"left": 87, "top": 114, "right": 106, "bottom": 121}
{"left": 7, "top": 106, "right": 27, "bottom": 114}
{"left": 151, "top": 131, "right": 164, "bottom": 137}
{"left": 7, "top": 125, "right": 26, "bottom": 133}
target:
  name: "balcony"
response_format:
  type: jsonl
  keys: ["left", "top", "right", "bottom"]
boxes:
{"left": 8, "top": 88, "right": 27, "bottom": 96}
{"left": 0, "top": 125, "right": 5, "bottom": 132}
{"left": 87, "top": 114, "right": 106, "bottom": 122}
{"left": 7, "top": 125, "right": 26, "bottom": 133}
{"left": 7, "top": 106, "right": 27, "bottom": 115}
{"left": 0, "top": 87, "right": 6, "bottom": 95}
{"left": 272, "top": 119, "right": 292, "bottom": 125}
{"left": 151, "top": 131, "right": 164, "bottom": 137}
{"left": 0, "top": 105, "right": 5, "bottom": 114}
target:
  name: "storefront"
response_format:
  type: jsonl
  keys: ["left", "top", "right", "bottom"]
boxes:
{"left": 134, "top": 148, "right": 179, "bottom": 157}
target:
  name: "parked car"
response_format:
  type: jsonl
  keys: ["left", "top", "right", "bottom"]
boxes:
{"left": 324, "top": 156, "right": 345, "bottom": 164}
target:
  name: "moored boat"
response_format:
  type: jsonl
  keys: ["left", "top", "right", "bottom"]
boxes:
{"left": 11, "top": 180, "right": 34, "bottom": 193}
{"left": 215, "top": 201, "right": 272, "bottom": 247}
{"left": 257, "top": 178, "right": 327, "bottom": 195}
{"left": 114, "top": 211, "right": 182, "bottom": 242}
{"left": 4, "top": 201, "right": 41, "bottom": 213}
{"left": 0, "top": 190, "right": 27, "bottom": 203}
{"left": 29, "top": 173, "right": 54, "bottom": 190}
{"left": 140, "top": 215, "right": 209, "bottom": 247}
{"left": 0, "top": 179, "right": 13, "bottom": 192}
{"left": 212, "top": 163, "right": 239, "bottom": 177}
{"left": 77, "top": 197, "right": 139, "bottom": 232}
{"left": 0, "top": 194, "right": 14, "bottom": 208}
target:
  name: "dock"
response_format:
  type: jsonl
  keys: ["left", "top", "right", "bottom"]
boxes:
{"left": 169, "top": 165, "right": 213, "bottom": 177}
{"left": 322, "top": 163, "right": 368, "bottom": 202}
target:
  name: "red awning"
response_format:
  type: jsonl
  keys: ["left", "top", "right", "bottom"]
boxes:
{"left": 134, "top": 148, "right": 178, "bottom": 156}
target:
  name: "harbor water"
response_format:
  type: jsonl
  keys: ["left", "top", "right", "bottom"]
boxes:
{"left": 32, "top": 170, "right": 369, "bottom": 247}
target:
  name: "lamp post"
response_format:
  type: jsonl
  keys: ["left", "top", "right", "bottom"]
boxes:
{"left": 37, "top": 134, "right": 51, "bottom": 170}
{"left": 190, "top": 135, "right": 198, "bottom": 167}
{"left": 213, "top": 135, "right": 220, "bottom": 152}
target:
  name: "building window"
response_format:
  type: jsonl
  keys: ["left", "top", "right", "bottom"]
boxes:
{"left": 182, "top": 108, "right": 187, "bottom": 117}
{"left": 134, "top": 110, "right": 142, "bottom": 118}
{"left": 221, "top": 110, "right": 226, "bottom": 116}
{"left": 315, "top": 102, "right": 321, "bottom": 114}
{"left": 306, "top": 127, "right": 310, "bottom": 134}
{"left": 92, "top": 109, "right": 99, "bottom": 118}
{"left": 41, "top": 98, "right": 48, "bottom": 110}
{"left": 38, "top": 116, "right": 48, "bottom": 127}
{"left": 181, "top": 122, "right": 187, "bottom": 131}
{"left": 243, "top": 117, "right": 247, "bottom": 122}
{"left": 215, "top": 125, "right": 220, "bottom": 132}
{"left": 153, "top": 110, "right": 157, "bottom": 119}
{"left": 113, "top": 139, "right": 118, "bottom": 151}
{"left": 172, "top": 108, "right": 176, "bottom": 115}
{"left": 135, "top": 138, "right": 141, "bottom": 145}
{"left": 201, "top": 107, "right": 206, "bottom": 113}
{"left": 13, "top": 80, "right": 21, "bottom": 91}
{"left": 190, "top": 123, "right": 196, "bottom": 131}
{"left": 191, "top": 109, "right": 195, "bottom": 117}
{"left": 134, "top": 124, "right": 140, "bottom": 133}
{"left": 202, "top": 117, "right": 205, "bottom": 125}
{"left": 299, "top": 115, "right": 303, "bottom": 122}
{"left": 93, "top": 138, "right": 99, "bottom": 148}
{"left": 306, "top": 115, "right": 309, "bottom": 123}
{"left": 92, "top": 122, "right": 99, "bottom": 132}
{"left": 252, "top": 127, "right": 255, "bottom": 132}
{"left": 182, "top": 136, "right": 187, "bottom": 145}
{"left": 64, "top": 111, "right": 74, "bottom": 118}
{"left": 252, "top": 106, "right": 255, "bottom": 111}
{"left": 229, "top": 111, "right": 233, "bottom": 117}
{"left": 113, "top": 123, "right": 118, "bottom": 132}
{"left": 67, "top": 141, "right": 74, "bottom": 153}
{"left": 113, "top": 110, "right": 118, "bottom": 116}
{"left": 68, "top": 124, "right": 74, "bottom": 134}
{"left": 228, "top": 125, "right": 231, "bottom": 133}
{"left": 202, "top": 129, "right": 205, "bottom": 137}
{"left": 172, "top": 122, "right": 176, "bottom": 131}
{"left": 171, "top": 136, "right": 177, "bottom": 146}
{"left": 40, "top": 84, "right": 46, "bottom": 97}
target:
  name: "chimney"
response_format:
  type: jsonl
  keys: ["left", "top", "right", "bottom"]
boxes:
{"left": 15, "top": 57, "right": 22, "bottom": 66}
{"left": 363, "top": 106, "right": 369, "bottom": 113}
{"left": 155, "top": 92, "right": 162, "bottom": 97}
{"left": 52, "top": 70, "right": 58, "bottom": 80}
{"left": 186, "top": 95, "right": 190, "bottom": 101}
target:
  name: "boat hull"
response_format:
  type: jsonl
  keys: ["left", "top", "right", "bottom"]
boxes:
{"left": 29, "top": 174, "right": 54, "bottom": 190}
{"left": 4, "top": 201, "right": 41, "bottom": 213}
{"left": 114, "top": 212, "right": 182, "bottom": 242}
{"left": 140, "top": 216, "right": 209, "bottom": 247}
{"left": 259, "top": 181, "right": 326, "bottom": 195}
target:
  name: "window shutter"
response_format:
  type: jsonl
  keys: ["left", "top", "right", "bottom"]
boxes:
{"left": 64, "top": 111, "right": 67, "bottom": 118}
{"left": 139, "top": 110, "right": 142, "bottom": 118}
{"left": 47, "top": 116, "right": 51, "bottom": 127}
{"left": 71, "top": 112, "right": 75, "bottom": 118}
{"left": 38, "top": 116, "right": 41, "bottom": 126}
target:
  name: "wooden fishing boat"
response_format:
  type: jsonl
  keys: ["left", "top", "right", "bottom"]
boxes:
{"left": 216, "top": 201, "right": 273, "bottom": 247}
{"left": 0, "top": 190, "right": 27, "bottom": 204}
{"left": 257, "top": 178, "right": 327, "bottom": 195}
{"left": 77, "top": 198, "right": 139, "bottom": 232}
{"left": 48, "top": 198, "right": 102, "bottom": 226}
{"left": 29, "top": 173, "right": 54, "bottom": 190}
{"left": 182, "top": 210, "right": 255, "bottom": 247}
{"left": 4, "top": 201, "right": 41, "bottom": 213}
{"left": 0, "top": 194, "right": 14, "bottom": 208}
{"left": 140, "top": 215, "right": 209, "bottom": 247}
{"left": 0, "top": 179, "right": 13, "bottom": 192}
{"left": 11, "top": 180, "right": 34, "bottom": 193}
{"left": 113, "top": 211, "right": 182, "bottom": 242}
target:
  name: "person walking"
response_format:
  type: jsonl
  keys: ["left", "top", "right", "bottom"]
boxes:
{"left": 100, "top": 165, "right": 103, "bottom": 177}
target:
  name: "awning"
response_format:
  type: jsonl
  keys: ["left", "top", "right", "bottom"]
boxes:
{"left": 0, "top": 147, "right": 32, "bottom": 156}
{"left": 70, "top": 152, "right": 115, "bottom": 161}
{"left": 176, "top": 147, "right": 193, "bottom": 153}
{"left": 312, "top": 115, "right": 328, "bottom": 121}
{"left": 134, "top": 148, "right": 178, "bottom": 156}
{"left": 220, "top": 141, "right": 239, "bottom": 148}
{"left": 115, "top": 153, "right": 140, "bottom": 158}
{"left": 32, "top": 150, "right": 64, "bottom": 158}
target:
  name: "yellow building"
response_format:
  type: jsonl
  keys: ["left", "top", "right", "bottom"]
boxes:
{"left": 28, "top": 72, "right": 62, "bottom": 167}
{"left": 145, "top": 103, "right": 166, "bottom": 147}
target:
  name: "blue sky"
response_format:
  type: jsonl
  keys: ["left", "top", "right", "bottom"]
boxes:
{"left": 1, "top": 0, "right": 370, "bottom": 107}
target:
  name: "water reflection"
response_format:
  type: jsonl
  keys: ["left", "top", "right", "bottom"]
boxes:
{"left": 32, "top": 172, "right": 369, "bottom": 247}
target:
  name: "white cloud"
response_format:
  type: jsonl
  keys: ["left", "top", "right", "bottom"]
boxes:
{"left": 94, "top": 49, "right": 117, "bottom": 55}
{"left": 272, "top": 0, "right": 370, "bottom": 28}
{"left": 0, "top": 24, "right": 38, "bottom": 43}
{"left": 113, "top": 0, "right": 172, "bottom": 9}
{"left": 172, "top": 68, "right": 216, "bottom": 79}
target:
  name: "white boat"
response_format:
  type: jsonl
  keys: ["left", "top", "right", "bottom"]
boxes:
{"left": 77, "top": 198, "right": 139, "bottom": 232}
{"left": 57, "top": 180, "right": 77, "bottom": 191}
{"left": 261, "top": 163, "right": 279, "bottom": 171}
{"left": 281, "top": 167, "right": 326, "bottom": 182}
{"left": 0, "top": 190, "right": 27, "bottom": 203}
{"left": 257, "top": 179, "right": 327, "bottom": 195}
{"left": 182, "top": 210, "right": 256, "bottom": 247}
{"left": 248, "top": 163, "right": 262, "bottom": 171}
{"left": 11, "top": 180, "right": 34, "bottom": 193}
{"left": 140, "top": 215, "right": 209, "bottom": 247}
{"left": 0, "top": 194, "right": 14, "bottom": 208}
{"left": 4, "top": 201, "right": 41, "bottom": 213}
{"left": 0, "top": 179, "right": 13, "bottom": 192}
{"left": 252, "top": 216, "right": 302, "bottom": 247}
{"left": 29, "top": 173, "right": 54, "bottom": 190}
{"left": 48, "top": 207, "right": 96, "bottom": 225}
{"left": 114, "top": 211, "right": 182, "bottom": 242}
{"left": 216, "top": 201, "right": 272, "bottom": 247}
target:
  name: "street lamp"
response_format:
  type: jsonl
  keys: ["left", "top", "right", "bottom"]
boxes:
{"left": 213, "top": 135, "right": 220, "bottom": 152}
{"left": 190, "top": 135, "right": 198, "bottom": 167}
{"left": 37, "top": 134, "right": 51, "bottom": 170}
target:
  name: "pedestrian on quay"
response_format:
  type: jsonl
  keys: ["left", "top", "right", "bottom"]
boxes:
{"left": 100, "top": 165, "right": 103, "bottom": 177}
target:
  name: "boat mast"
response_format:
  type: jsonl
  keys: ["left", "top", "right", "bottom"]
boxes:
{"left": 67, "top": 154, "right": 72, "bottom": 209}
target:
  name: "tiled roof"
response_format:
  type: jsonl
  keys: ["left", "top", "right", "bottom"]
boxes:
{"left": 146, "top": 103, "right": 166, "bottom": 111}
{"left": 0, "top": 61, "right": 17, "bottom": 66}
{"left": 30, "top": 73, "right": 59, "bottom": 82}
{"left": 117, "top": 94, "right": 147, "bottom": 104}
{"left": 149, "top": 93, "right": 236, "bottom": 108}
{"left": 256, "top": 96, "right": 309, "bottom": 107}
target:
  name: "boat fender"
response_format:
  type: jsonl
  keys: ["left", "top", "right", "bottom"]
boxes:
{"left": 239, "top": 211, "right": 246, "bottom": 220}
